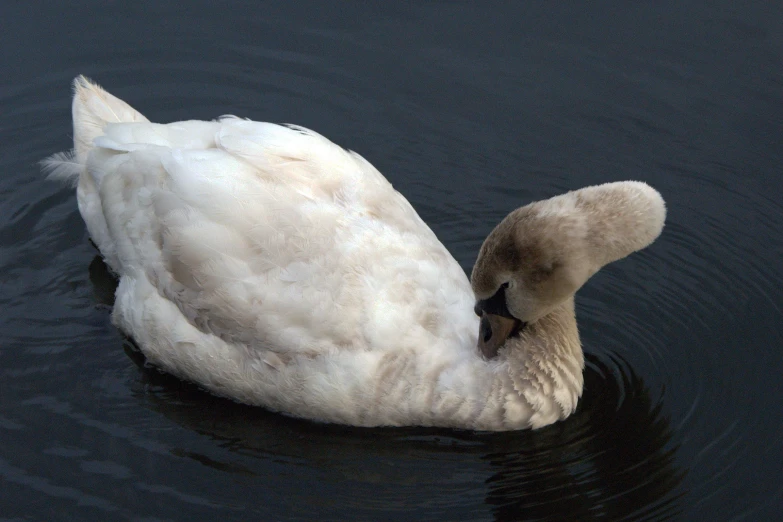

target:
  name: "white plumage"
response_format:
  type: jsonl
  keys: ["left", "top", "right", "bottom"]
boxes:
{"left": 45, "top": 77, "right": 666, "bottom": 431}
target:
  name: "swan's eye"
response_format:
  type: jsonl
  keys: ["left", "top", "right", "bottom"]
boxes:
{"left": 474, "top": 283, "right": 514, "bottom": 319}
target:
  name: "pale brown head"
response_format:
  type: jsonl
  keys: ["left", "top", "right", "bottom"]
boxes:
{"left": 471, "top": 181, "right": 666, "bottom": 358}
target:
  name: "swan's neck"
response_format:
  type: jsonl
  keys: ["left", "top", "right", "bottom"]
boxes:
{"left": 504, "top": 298, "right": 585, "bottom": 427}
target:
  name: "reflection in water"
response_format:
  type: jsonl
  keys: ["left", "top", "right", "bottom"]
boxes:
{"left": 482, "top": 356, "right": 685, "bottom": 521}
{"left": 91, "top": 256, "right": 685, "bottom": 520}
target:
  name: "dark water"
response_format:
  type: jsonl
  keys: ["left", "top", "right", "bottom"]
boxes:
{"left": 2, "top": 1, "right": 782, "bottom": 520}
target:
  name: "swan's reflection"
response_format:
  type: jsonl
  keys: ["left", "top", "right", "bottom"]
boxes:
{"left": 480, "top": 355, "right": 686, "bottom": 521}
{"left": 91, "top": 255, "right": 685, "bottom": 520}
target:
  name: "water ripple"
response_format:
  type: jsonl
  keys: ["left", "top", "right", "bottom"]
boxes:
{"left": 3, "top": 2, "right": 783, "bottom": 519}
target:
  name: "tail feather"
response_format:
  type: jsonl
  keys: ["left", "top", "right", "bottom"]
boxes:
{"left": 71, "top": 75, "right": 149, "bottom": 161}
{"left": 42, "top": 76, "right": 146, "bottom": 272}
{"left": 43, "top": 75, "right": 150, "bottom": 185}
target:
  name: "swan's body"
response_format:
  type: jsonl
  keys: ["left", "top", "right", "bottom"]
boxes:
{"left": 46, "top": 77, "right": 665, "bottom": 431}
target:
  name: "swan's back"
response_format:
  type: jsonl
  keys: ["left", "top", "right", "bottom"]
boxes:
{"left": 135, "top": 117, "right": 476, "bottom": 358}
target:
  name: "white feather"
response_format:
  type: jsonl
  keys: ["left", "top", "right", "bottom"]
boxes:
{"left": 41, "top": 150, "right": 82, "bottom": 187}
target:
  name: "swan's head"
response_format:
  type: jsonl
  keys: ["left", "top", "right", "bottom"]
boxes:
{"left": 471, "top": 181, "right": 666, "bottom": 358}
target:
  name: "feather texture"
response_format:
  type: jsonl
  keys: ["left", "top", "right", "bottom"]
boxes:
{"left": 41, "top": 150, "right": 81, "bottom": 187}
{"left": 45, "top": 77, "right": 665, "bottom": 430}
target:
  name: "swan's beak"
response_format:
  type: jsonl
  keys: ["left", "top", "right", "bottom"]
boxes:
{"left": 478, "top": 313, "right": 521, "bottom": 359}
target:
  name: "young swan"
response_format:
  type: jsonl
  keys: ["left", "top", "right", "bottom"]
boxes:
{"left": 471, "top": 182, "right": 665, "bottom": 423}
{"left": 45, "top": 77, "right": 666, "bottom": 431}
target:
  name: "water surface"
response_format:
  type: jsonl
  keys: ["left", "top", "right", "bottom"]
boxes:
{"left": 2, "top": 1, "right": 782, "bottom": 520}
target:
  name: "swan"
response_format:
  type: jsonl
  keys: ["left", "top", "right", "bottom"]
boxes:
{"left": 44, "top": 77, "right": 666, "bottom": 431}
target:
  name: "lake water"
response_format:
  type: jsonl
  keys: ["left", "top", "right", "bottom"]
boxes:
{"left": 2, "top": 1, "right": 782, "bottom": 520}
